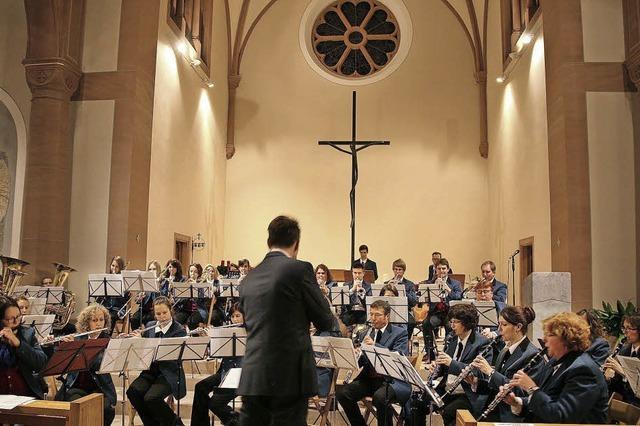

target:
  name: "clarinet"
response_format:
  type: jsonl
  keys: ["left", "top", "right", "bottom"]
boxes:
{"left": 479, "top": 346, "right": 548, "bottom": 420}
{"left": 427, "top": 332, "right": 453, "bottom": 386}
{"left": 601, "top": 337, "right": 627, "bottom": 372}
{"left": 441, "top": 336, "right": 500, "bottom": 397}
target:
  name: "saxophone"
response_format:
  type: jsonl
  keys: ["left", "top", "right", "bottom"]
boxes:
{"left": 478, "top": 346, "right": 548, "bottom": 420}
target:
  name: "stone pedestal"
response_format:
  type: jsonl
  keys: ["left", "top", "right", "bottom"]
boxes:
{"left": 522, "top": 272, "right": 572, "bottom": 342}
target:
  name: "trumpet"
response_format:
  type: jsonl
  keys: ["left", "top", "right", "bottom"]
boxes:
{"left": 601, "top": 337, "right": 627, "bottom": 372}
{"left": 41, "top": 327, "right": 109, "bottom": 346}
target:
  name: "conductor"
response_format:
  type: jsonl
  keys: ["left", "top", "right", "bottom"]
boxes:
{"left": 238, "top": 215, "right": 335, "bottom": 425}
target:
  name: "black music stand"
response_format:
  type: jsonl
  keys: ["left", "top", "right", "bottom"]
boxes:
{"left": 22, "top": 315, "right": 55, "bottom": 342}
{"left": 366, "top": 296, "right": 409, "bottom": 324}
{"left": 155, "top": 336, "right": 210, "bottom": 416}
{"left": 88, "top": 273, "right": 124, "bottom": 302}
{"left": 41, "top": 338, "right": 109, "bottom": 377}
{"left": 209, "top": 327, "right": 247, "bottom": 358}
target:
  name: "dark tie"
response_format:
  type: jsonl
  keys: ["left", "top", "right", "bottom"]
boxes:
{"left": 455, "top": 342, "right": 464, "bottom": 360}
{"left": 375, "top": 329, "right": 382, "bottom": 343}
{"left": 499, "top": 348, "right": 512, "bottom": 370}
{"left": 155, "top": 330, "right": 164, "bottom": 338}
{"left": 632, "top": 349, "right": 638, "bottom": 358}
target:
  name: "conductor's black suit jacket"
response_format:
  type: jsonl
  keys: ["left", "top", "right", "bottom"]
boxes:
{"left": 238, "top": 251, "right": 335, "bottom": 397}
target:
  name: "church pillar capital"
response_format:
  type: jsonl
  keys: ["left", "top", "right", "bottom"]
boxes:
{"left": 24, "top": 59, "right": 82, "bottom": 101}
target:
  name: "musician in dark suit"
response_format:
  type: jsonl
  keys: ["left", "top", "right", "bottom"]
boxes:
{"left": 352, "top": 244, "right": 378, "bottom": 281}
{"left": 0, "top": 295, "right": 48, "bottom": 399}
{"left": 337, "top": 299, "right": 411, "bottom": 426}
{"left": 473, "top": 280, "right": 506, "bottom": 345}
{"left": 56, "top": 303, "right": 116, "bottom": 425}
{"left": 578, "top": 308, "right": 610, "bottom": 366}
{"left": 470, "top": 305, "right": 541, "bottom": 422}
{"left": 427, "top": 251, "right": 454, "bottom": 282}
{"left": 604, "top": 314, "right": 640, "bottom": 406}
{"left": 422, "top": 258, "right": 463, "bottom": 359}
{"left": 425, "top": 303, "right": 494, "bottom": 426}
{"left": 126, "top": 296, "right": 187, "bottom": 426}
{"left": 98, "top": 256, "right": 127, "bottom": 332}
{"left": 238, "top": 215, "right": 334, "bottom": 426}
{"left": 480, "top": 260, "right": 507, "bottom": 303}
{"left": 505, "top": 312, "right": 609, "bottom": 424}
{"left": 386, "top": 259, "right": 418, "bottom": 336}
{"left": 340, "top": 264, "right": 373, "bottom": 326}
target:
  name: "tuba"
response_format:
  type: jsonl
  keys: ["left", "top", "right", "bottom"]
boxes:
{"left": 45, "top": 262, "right": 77, "bottom": 332}
{"left": 0, "top": 255, "right": 29, "bottom": 295}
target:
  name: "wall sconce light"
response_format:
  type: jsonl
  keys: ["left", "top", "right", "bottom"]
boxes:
{"left": 174, "top": 40, "right": 215, "bottom": 89}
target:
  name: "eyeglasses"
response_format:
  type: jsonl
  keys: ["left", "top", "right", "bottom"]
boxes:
{"left": 450, "top": 319, "right": 461, "bottom": 324}
{"left": 477, "top": 289, "right": 492, "bottom": 294}
{"left": 623, "top": 326, "right": 638, "bottom": 332}
{"left": 3, "top": 315, "right": 21, "bottom": 323}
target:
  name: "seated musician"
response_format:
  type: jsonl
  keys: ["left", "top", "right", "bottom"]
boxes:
{"left": 386, "top": 259, "right": 418, "bottom": 337}
{"left": 237, "top": 259, "right": 251, "bottom": 284}
{"left": 159, "top": 259, "right": 186, "bottom": 295}
{"left": 315, "top": 264, "right": 335, "bottom": 297}
{"left": 55, "top": 303, "right": 116, "bottom": 426}
{"left": 0, "top": 295, "right": 47, "bottom": 399}
{"left": 129, "top": 260, "right": 163, "bottom": 330}
{"left": 340, "top": 264, "right": 372, "bottom": 326}
{"left": 191, "top": 302, "right": 244, "bottom": 426}
{"left": 16, "top": 295, "right": 30, "bottom": 315}
{"left": 417, "top": 303, "right": 494, "bottom": 426}
{"left": 203, "top": 263, "right": 225, "bottom": 326}
{"left": 474, "top": 279, "right": 506, "bottom": 341}
{"left": 505, "top": 311, "right": 608, "bottom": 423}
{"left": 469, "top": 305, "right": 540, "bottom": 422}
{"left": 41, "top": 276, "right": 54, "bottom": 286}
{"left": 577, "top": 308, "right": 610, "bottom": 366}
{"left": 422, "top": 258, "right": 462, "bottom": 360}
{"left": 603, "top": 313, "right": 640, "bottom": 406}
{"left": 336, "top": 299, "right": 410, "bottom": 426}
{"left": 427, "top": 251, "right": 453, "bottom": 282}
{"left": 480, "top": 260, "right": 507, "bottom": 303}
{"left": 126, "top": 296, "right": 187, "bottom": 426}
{"left": 175, "top": 262, "right": 208, "bottom": 330}
{"left": 380, "top": 284, "right": 399, "bottom": 296}
{"left": 99, "top": 256, "right": 127, "bottom": 332}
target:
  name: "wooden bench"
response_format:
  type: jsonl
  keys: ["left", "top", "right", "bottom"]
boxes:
{"left": 0, "top": 393, "right": 103, "bottom": 426}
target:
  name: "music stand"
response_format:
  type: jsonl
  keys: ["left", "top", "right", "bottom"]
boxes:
{"left": 219, "top": 278, "right": 239, "bottom": 287}
{"left": 97, "top": 337, "right": 158, "bottom": 426}
{"left": 219, "top": 283, "right": 240, "bottom": 298}
{"left": 41, "top": 338, "right": 109, "bottom": 377}
{"left": 417, "top": 284, "right": 445, "bottom": 303}
{"left": 618, "top": 356, "right": 640, "bottom": 398}
{"left": 208, "top": 326, "right": 247, "bottom": 358}
{"left": 88, "top": 273, "right": 124, "bottom": 300}
{"left": 171, "top": 282, "right": 213, "bottom": 299}
{"left": 155, "top": 336, "right": 210, "bottom": 416}
{"left": 329, "top": 285, "right": 350, "bottom": 307}
{"left": 22, "top": 314, "right": 55, "bottom": 342}
{"left": 366, "top": 296, "right": 409, "bottom": 323}
{"left": 27, "top": 297, "right": 47, "bottom": 315}
{"left": 449, "top": 300, "right": 499, "bottom": 328}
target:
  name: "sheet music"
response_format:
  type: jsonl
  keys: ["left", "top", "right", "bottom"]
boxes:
{"left": 618, "top": 355, "right": 640, "bottom": 398}
{"left": 122, "top": 270, "right": 158, "bottom": 293}
{"left": 220, "top": 367, "right": 242, "bottom": 389}
{"left": 171, "top": 282, "right": 213, "bottom": 299}
{"left": 27, "top": 297, "right": 47, "bottom": 315}
{"left": 155, "top": 336, "right": 210, "bottom": 361}
{"left": 97, "top": 337, "right": 156, "bottom": 373}
{"left": 366, "top": 296, "right": 409, "bottom": 323}
{"left": 0, "top": 395, "right": 35, "bottom": 409}
{"left": 219, "top": 283, "right": 240, "bottom": 298}
{"left": 219, "top": 278, "right": 239, "bottom": 287}
{"left": 208, "top": 327, "right": 247, "bottom": 357}
{"left": 12, "top": 286, "right": 64, "bottom": 304}
{"left": 21, "top": 314, "right": 55, "bottom": 342}
{"left": 449, "top": 300, "right": 498, "bottom": 328}
{"left": 329, "top": 285, "right": 350, "bottom": 306}
{"left": 311, "top": 335, "right": 358, "bottom": 370}
{"left": 88, "top": 274, "right": 124, "bottom": 298}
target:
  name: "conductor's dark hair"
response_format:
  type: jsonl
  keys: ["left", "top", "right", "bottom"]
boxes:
{"left": 448, "top": 303, "right": 478, "bottom": 330}
{"left": 371, "top": 299, "right": 391, "bottom": 316}
{"left": 267, "top": 215, "right": 300, "bottom": 248}
{"left": 359, "top": 244, "right": 368, "bottom": 252}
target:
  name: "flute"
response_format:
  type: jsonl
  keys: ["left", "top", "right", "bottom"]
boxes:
{"left": 41, "top": 327, "right": 109, "bottom": 346}
{"left": 118, "top": 320, "right": 172, "bottom": 338}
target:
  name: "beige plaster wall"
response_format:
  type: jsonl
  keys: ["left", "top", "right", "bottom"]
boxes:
{"left": 146, "top": 0, "right": 229, "bottom": 268}
{"left": 587, "top": 92, "right": 636, "bottom": 307}
{"left": 485, "top": 14, "right": 552, "bottom": 303}
{"left": 581, "top": 0, "right": 625, "bottom": 63}
{"left": 82, "top": 0, "right": 121, "bottom": 72}
{"left": 224, "top": 0, "right": 491, "bottom": 282}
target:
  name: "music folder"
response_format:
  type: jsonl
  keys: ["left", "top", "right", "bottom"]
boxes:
{"left": 27, "top": 297, "right": 47, "bottom": 315}
{"left": 97, "top": 337, "right": 157, "bottom": 374}
{"left": 41, "top": 338, "right": 109, "bottom": 377}
{"left": 208, "top": 326, "right": 247, "bottom": 357}
{"left": 329, "top": 285, "right": 350, "bottom": 307}
{"left": 171, "top": 282, "right": 213, "bottom": 299}
{"left": 13, "top": 286, "right": 65, "bottom": 304}
{"left": 121, "top": 270, "right": 158, "bottom": 293}
{"left": 311, "top": 335, "right": 359, "bottom": 371}
{"left": 365, "top": 296, "right": 409, "bottom": 323}
{"left": 618, "top": 355, "right": 640, "bottom": 398}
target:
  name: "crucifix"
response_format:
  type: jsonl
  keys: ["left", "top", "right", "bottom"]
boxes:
{"left": 318, "top": 91, "right": 390, "bottom": 266}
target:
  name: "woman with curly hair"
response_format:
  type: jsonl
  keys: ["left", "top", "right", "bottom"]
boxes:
{"left": 55, "top": 303, "right": 116, "bottom": 425}
{"left": 505, "top": 312, "right": 609, "bottom": 423}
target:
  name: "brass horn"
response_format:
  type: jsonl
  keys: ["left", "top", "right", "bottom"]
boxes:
{"left": 0, "top": 255, "right": 29, "bottom": 295}
{"left": 52, "top": 262, "right": 76, "bottom": 287}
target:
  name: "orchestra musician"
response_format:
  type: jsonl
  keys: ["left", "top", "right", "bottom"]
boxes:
{"left": 99, "top": 256, "right": 127, "bottom": 332}
{"left": 577, "top": 308, "right": 610, "bottom": 366}
{"left": 126, "top": 296, "right": 187, "bottom": 426}
{"left": 416, "top": 303, "right": 494, "bottom": 426}
{"left": 55, "top": 303, "right": 116, "bottom": 426}
{"left": 480, "top": 260, "right": 507, "bottom": 303}
{"left": 474, "top": 279, "right": 506, "bottom": 341}
{"left": 191, "top": 302, "right": 245, "bottom": 426}
{"left": 427, "top": 251, "right": 453, "bottom": 282}
{"left": 352, "top": 244, "right": 378, "bottom": 281}
{"left": 314, "top": 264, "right": 335, "bottom": 297}
{"left": 422, "top": 258, "right": 462, "bottom": 360}
{"left": 336, "top": 299, "right": 411, "bottom": 426}
{"left": 379, "top": 284, "right": 399, "bottom": 296}
{"left": 340, "top": 264, "right": 372, "bottom": 326}
{"left": 237, "top": 259, "right": 251, "bottom": 284}
{"left": 0, "top": 295, "right": 47, "bottom": 399}
{"left": 176, "top": 263, "right": 208, "bottom": 329}
{"left": 603, "top": 313, "right": 640, "bottom": 406}
{"left": 16, "top": 295, "right": 30, "bottom": 315}
{"left": 385, "top": 259, "right": 418, "bottom": 337}
{"left": 159, "top": 259, "right": 185, "bottom": 295}
{"left": 469, "top": 305, "right": 540, "bottom": 422}
{"left": 129, "top": 260, "right": 163, "bottom": 330}
{"left": 504, "top": 312, "right": 609, "bottom": 423}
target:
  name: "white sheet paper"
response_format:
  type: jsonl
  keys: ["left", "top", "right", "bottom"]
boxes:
{"left": 0, "top": 395, "right": 35, "bottom": 409}
{"left": 220, "top": 367, "right": 242, "bottom": 389}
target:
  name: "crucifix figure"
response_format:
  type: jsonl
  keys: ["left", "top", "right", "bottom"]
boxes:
{"left": 319, "top": 91, "right": 390, "bottom": 266}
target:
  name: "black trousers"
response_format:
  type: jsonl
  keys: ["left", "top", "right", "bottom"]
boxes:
{"left": 336, "top": 377, "right": 398, "bottom": 426}
{"left": 440, "top": 394, "right": 472, "bottom": 426}
{"left": 127, "top": 370, "right": 180, "bottom": 426}
{"left": 56, "top": 387, "right": 115, "bottom": 426}
{"left": 422, "top": 311, "right": 450, "bottom": 357}
{"left": 239, "top": 395, "right": 308, "bottom": 426}
{"left": 191, "top": 372, "right": 237, "bottom": 426}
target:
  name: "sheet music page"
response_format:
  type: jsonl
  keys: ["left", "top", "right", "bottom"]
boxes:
{"left": 220, "top": 367, "right": 242, "bottom": 389}
{"left": 0, "top": 395, "right": 35, "bottom": 409}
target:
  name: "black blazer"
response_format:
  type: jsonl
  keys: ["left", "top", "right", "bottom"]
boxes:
{"left": 523, "top": 351, "right": 608, "bottom": 423}
{"left": 7, "top": 326, "right": 48, "bottom": 399}
{"left": 608, "top": 343, "right": 640, "bottom": 405}
{"left": 436, "top": 329, "right": 494, "bottom": 415}
{"left": 238, "top": 251, "right": 334, "bottom": 397}
{"left": 477, "top": 337, "right": 542, "bottom": 421}
{"left": 352, "top": 258, "right": 378, "bottom": 281}
{"left": 142, "top": 320, "right": 187, "bottom": 399}
{"left": 585, "top": 336, "right": 610, "bottom": 366}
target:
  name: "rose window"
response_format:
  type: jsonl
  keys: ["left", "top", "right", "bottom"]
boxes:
{"left": 312, "top": 0, "right": 400, "bottom": 78}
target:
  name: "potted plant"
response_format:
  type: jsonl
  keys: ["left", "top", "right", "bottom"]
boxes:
{"left": 594, "top": 300, "right": 637, "bottom": 344}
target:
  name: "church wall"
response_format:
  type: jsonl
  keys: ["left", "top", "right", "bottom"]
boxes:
{"left": 485, "top": 13, "right": 552, "bottom": 303}
{"left": 146, "top": 0, "right": 229, "bottom": 267}
{"left": 224, "top": 0, "right": 491, "bottom": 282}
{"left": 581, "top": 0, "right": 637, "bottom": 307}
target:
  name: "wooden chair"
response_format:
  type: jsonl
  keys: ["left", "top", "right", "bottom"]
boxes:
{"left": 308, "top": 368, "right": 339, "bottom": 426}
{"left": 609, "top": 398, "right": 640, "bottom": 424}
{"left": 361, "top": 396, "right": 404, "bottom": 426}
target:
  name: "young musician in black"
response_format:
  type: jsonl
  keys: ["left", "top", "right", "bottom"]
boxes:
{"left": 340, "top": 264, "right": 372, "bottom": 326}
{"left": 603, "top": 313, "right": 640, "bottom": 406}
{"left": 99, "top": 256, "right": 127, "bottom": 332}
{"left": 126, "top": 296, "right": 187, "bottom": 426}
{"left": 0, "top": 295, "right": 47, "bottom": 398}
{"left": 191, "top": 302, "right": 244, "bottom": 426}
{"left": 55, "top": 303, "right": 116, "bottom": 425}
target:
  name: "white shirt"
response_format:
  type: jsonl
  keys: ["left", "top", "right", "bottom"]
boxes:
{"left": 446, "top": 331, "right": 471, "bottom": 395}
{"left": 372, "top": 325, "right": 387, "bottom": 343}
{"left": 508, "top": 335, "right": 527, "bottom": 354}
{"left": 155, "top": 319, "right": 173, "bottom": 335}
